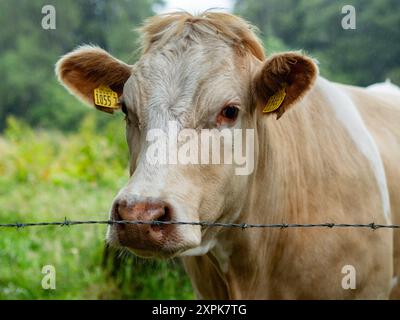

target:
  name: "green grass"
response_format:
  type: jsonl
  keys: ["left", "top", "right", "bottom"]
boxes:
{"left": 0, "top": 116, "right": 195, "bottom": 299}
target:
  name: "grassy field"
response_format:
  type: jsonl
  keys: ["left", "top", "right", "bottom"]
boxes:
{"left": 0, "top": 116, "right": 194, "bottom": 299}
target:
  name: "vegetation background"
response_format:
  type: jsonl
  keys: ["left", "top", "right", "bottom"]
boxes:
{"left": 0, "top": 0, "right": 399, "bottom": 299}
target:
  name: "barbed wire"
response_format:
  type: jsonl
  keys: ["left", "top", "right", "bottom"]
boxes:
{"left": 0, "top": 218, "right": 399, "bottom": 230}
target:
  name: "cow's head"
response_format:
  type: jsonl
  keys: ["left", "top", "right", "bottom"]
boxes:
{"left": 56, "top": 12, "right": 317, "bottom": 258}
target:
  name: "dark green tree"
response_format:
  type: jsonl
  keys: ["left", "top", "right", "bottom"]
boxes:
{"left": 0, "top": 0, "right": 162, "bottom": 131}
{"left": 235, "top": 0, "right": 400, "bottom": 86}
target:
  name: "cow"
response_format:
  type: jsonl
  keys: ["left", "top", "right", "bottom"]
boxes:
{"left": 55, "top": 12, "right": 400, "bottom": 299}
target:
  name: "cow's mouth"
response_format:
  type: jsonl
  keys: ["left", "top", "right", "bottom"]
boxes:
{"left": 107, "top": 222, "right": 202, "bottom": 259}
{"left": 123, "top": 246, "right": 187, "bottom": 259}
{"left": 114, "top": 236, "right": 200, "bottom": 259}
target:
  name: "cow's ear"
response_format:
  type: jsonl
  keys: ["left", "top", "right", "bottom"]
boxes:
{"left": 253, "top": 51, "right": 318, "bottom": 119}
{"left": 55, "top": 45, "right": 132, "bottom": 113}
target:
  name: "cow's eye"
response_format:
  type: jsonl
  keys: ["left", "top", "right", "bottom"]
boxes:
{"left": 222, "top": 105, "right": 239, "bottom": 119}
{"left": 219, "top": 105, "right": 239, "bottom": 123}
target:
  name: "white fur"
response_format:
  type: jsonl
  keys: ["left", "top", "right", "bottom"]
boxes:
{"left": 181, "top": 239, "right": 217, "bottom": 256}
{"left": 367, "top": 79, "right": 400, "bottom": 95}
{"left": 391, "top": 276, "right": 398, "bottom": 290}
{"left": 319, "top": 78, "right": 391, "bottom": 222}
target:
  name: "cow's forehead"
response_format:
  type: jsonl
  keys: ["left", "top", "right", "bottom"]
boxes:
{"left": 124, "top": 40, "right": 245, "bottom": 128}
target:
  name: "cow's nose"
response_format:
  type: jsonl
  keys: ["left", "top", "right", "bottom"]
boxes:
{"left": 116, "top": 200, "right": 171, "bottom": 225}
{"left": 112, "top": 198, "right": 174, "bottom": 251}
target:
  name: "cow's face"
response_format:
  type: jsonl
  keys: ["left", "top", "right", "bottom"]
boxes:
{"left": 112, "top": 41, "right": 258, "bottom": 258}
{"left": 56, "top": 40, "right": 317, "bottom": 258}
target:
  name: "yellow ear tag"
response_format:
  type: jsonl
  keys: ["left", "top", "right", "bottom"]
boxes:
{"left": 263, "top": 84, "right": 287, "bottom": 113}
{"left": 93, "top": 85, "right": 119, "bottom": 109}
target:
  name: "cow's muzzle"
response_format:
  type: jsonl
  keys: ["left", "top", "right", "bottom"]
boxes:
{"left": 109, "top": 197, "right": 189, "bottom": 257}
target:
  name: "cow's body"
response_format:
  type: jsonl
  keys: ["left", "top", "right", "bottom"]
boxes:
{"left": 56, "top": 12, "right": 400, "bottom": 299}
{"left": 352, "top": 82, "right": 400, "bottom": 299}
{"left": 183, "top": 78, "right": 400, "bottom": 299}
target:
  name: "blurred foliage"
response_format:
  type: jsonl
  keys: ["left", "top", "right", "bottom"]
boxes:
{"left": 0, "top": 116, "right": 194, "bottom": 299}
{"left": 2, "top": 114, "right": 128, "bottom": 186}
{"left": 0, "top": 0, "right": 162, "bottom": 131}
{"left": 235, "top": 0, "right": 400, "bottom": 86}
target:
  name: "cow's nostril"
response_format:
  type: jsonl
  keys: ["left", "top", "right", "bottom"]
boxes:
{"left": 152, "top": 205, "right": 172, "bottom": 231}
{"left": 114, "top": 204, "right": 119, "bottom": 219}
{"left": 158, "top": 206, "right": 171, "bottom": 222}
{"left": 113, "top": 203, "right": 126, "bottom": 230}
{"left": 113, "top": 203, "right": 123, "bottom": 221}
